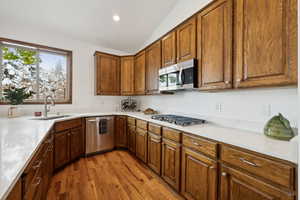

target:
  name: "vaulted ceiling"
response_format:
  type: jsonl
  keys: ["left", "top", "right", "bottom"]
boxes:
{"left": 0, "top": 0, "right": 179, "bottom": 53}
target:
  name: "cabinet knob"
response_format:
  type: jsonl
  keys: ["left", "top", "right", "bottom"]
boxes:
{"left": 221, "top": 172, "right": 227, "bottom": 176}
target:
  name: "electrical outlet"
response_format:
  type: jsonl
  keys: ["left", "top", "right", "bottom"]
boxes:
{"left": 262, "top": 104, "right": 271, "bottom": 116}
{"left": 215, "top": 103, "right": 222, "bottom": 113}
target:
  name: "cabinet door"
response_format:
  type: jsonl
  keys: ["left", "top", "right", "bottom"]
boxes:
{"left": 197, "top": 0, "right": 233, "bottom": 90}
{"left": 181, "top": 147, "right": 217, "bottom": 200}
{"left": 220, "top": 165, "right": 295, "bottom": 200}
{"left": 147, "top": 133, "right": 162, "bottom": 175}
{"left": 136, "top": 128, "right": 148, "bottom": 163}
{"left": 121, "top": 56, "right": 134, "bottom": 95}
{"left": 146, "top": 41, "right": 161, "bottom": 94}
{"left": 176, "top": 17, "right": 196, "bottom": 63}
{"left": 54, "top": 131, "right": 70, "bottom": 169}
{"left": 134, "top": 51, "right": 146, "bottom": 94}
{"left": 42, "top": 143, "right": 54, "bottom": 200}
{"left": 234, "top": 0, "right": 297, "bottom": 88}
{"left": 70, "top": 127, "right": 84, "bottom": 161}
{"left": 115, "top": 116, "right": 127, "bottom": 148}
{"left": 6, "top": 179, "right": 22, "bottom": 200}
{"left": 128, "top": 125, "right": 136, "bottom": 153}
{"left": 161, "top": 31, "right": 176, "bottom": 67}
{"left": 95, "top": 52, "right": 120, "bottom": 95}
{"left": 161, "top": 139, "right": 181, "bottom": 191}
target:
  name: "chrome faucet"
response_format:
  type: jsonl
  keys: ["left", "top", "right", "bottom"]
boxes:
{"left": 44, "top": 95, "right": 55, "bottom": 118}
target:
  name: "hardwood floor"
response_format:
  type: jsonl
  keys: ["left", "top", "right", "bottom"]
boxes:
{"left": 47, "top": 150, "right": 183, "bottom": 200}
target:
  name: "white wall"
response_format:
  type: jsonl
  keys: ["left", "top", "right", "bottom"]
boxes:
{"left": 140, "top": 0, "right": 212, "bottom": 50}
{"left": 0, "top": 21, "right": 129, "bottom": 116}
{"left": 138, "top": 87, "right": 298, "bottom": 132}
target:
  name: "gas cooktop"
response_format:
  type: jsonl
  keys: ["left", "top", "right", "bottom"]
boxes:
{"left": 151, "top": 114, "right": 205, "bottom": 126}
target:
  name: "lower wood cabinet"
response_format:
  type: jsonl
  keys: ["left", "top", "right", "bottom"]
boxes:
{"left": 128, "top": 125, "right": 136, "bottom": 153}
{"left": 6, "top": 179, "right": 22, "bottom": 200}
{"left": 220, "top": 165, "right": 294, "bottom": 200}
{"left": 70, "top": 127, "right": 84, "bottom": 161}
{"left": 115, "top": 116, "right": 128, "bottom": 148}
{"left": 181, "top": 147, "right": 217, "bottom": 200}
{"left": 54, "top": 119, "right": 84, "bottom": 170}
{"left": 135, "top": 128, "right": 148, "bottom": 163}
{"left": 147, "top": 133, "right": 162, "bottom": 175}
{"left": 161, "top": 138, "right": 181, "bottom": 191}
{"left": 54, "top": 130, "right": 70, "bottom": 169}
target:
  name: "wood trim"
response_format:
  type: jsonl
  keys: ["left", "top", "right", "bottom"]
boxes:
{"left": 0, "top": 37, "right": 73, "bottom": 104}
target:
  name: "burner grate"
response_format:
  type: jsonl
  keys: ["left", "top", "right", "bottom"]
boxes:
{"left": 151, "top": 114, "right": 205, "bottom": 126}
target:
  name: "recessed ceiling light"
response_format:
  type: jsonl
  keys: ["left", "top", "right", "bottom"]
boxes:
{"left": 113, "top": 15, "right": 120, "bottom": 22}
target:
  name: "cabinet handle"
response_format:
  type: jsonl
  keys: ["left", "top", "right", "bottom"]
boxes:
{"left": 192, "top": 140, "right": 201, "bottom": 146}
{"left": 32, "top": 161, "right": 42, "bottom": 170}
{"left": 32, "top": 177, "right": 42, "bottom": 187}
{"left": 236, "top": 79, "right": 241, "bottom": 82}
{"left": 221, "top": 172, "right": 227, "bottom": 176}
{"left": 225, "top": 81, "right": 230, "bottom": 84}
{"left": 239, "top": 158, "right": 259, "bottom": 167}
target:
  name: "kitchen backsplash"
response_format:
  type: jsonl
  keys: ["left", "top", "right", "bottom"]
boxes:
{"left": 137, "top": 87, "right": 298, "bottom": 133}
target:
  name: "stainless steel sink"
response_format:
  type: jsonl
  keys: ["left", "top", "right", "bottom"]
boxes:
{"left": 30, "top": 115, "right": 72, "bottom": 120}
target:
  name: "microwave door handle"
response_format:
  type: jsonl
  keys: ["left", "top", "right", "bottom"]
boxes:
{"left": 179, "top": 67, "right": 183, "bottom": 85}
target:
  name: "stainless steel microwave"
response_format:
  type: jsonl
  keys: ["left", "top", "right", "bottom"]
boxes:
{"left": 159, "top": 59, "right": 198, "bottom": 92}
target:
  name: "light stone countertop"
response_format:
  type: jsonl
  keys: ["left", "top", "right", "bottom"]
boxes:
{"left": 0, "top": 112, "right": 298, "bottom": 199}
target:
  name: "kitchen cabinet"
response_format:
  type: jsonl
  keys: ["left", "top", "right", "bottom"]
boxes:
{"left": 161, "top": 31, "right": 176, "bottom": 67}
{"left": 135, "top": 127, "right": 148, "bottom": 163}
{"left": 176, "top": 17, "right": 196, "bottom": 63}
{"left": 161, "top": 138, "right": 181, "bottom": 191}
{"left": 70, "top": 127, "right": 84, "bottom": 161}
{"left": 234, "top": 0, "right": 297, "bottom": 88}
{"left": 23, "top": 133, "right": 53, "bottom": 200}
{"left": 134, "top": 51, "right": 146, "bottom": 94}
{"left": 147, "top": 132, "right": 162, "bottom": 175}
{"left": 121, "top": 56, "right": 135, "bottom": 95}
{"left": 181, "top": 147, "right": 217, "bottom": 200}
{"left": 197, "top": 0, "right": 233, "bottom": 90}
{"left": 128, "top": 125, "right": 136, "bottom": 153}
{"left": 115, "top": 116, "right": 127, "bottom": 148}
{"left": 220, "top": 165, "right": 294, "bottom": 200}
{"left": 146, "top": 41, "right": 161, "bottom": 94}
{"left": 6, "top": 179, "right": 22, "bottom": 200}
{"left": 54, "top": 119, "right": 84, "bottom": 170}
{"left": 54, "top": 130, "right": 70, "bottom": 169}
{"left": 94, "top": 52, "right": 120, "bottom": 95}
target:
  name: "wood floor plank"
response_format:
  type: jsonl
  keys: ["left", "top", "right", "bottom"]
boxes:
{"left": 47, "top": 150, "right": 182, "bottom": 200}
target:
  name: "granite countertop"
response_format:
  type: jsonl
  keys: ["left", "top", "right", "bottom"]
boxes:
{"left": 0, "top": 112, "right": 298, "bottom": 199}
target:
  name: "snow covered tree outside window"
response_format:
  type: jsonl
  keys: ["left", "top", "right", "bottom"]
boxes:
{"left": 0, "top": 40, "right": 72, "bottom": 103}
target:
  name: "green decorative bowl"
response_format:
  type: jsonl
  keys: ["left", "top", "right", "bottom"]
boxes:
{"left": 264, "top": 113, "right": 294, "bottom": 141}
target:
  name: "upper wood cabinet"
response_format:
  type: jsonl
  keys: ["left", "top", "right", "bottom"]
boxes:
{"left": 94, "top": 52, "right": 120, "bottom": 95}
{"left": 121, "top": 56, "right": 134, "bottom": 95}
{"left": 161, "top": 31, "right": 177, "bottom": 67}
{"left": 176, "top": 17, "right": 196, "bottom": 63}
{"left": 146, "top": 41, "right": 161, "bottom": 94}
{"left": 234, "top": 0, "right": 297, "bottom": 88}
{"left": 197, "top": 0, "right": 233, "bottom": 90}
{"left": 134, "top": 51, "right": 146, "bottom": 94}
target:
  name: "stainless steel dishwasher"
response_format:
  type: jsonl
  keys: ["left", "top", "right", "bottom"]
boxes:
{"left": 85, "top": 116, "right": 114, "bottom": 155}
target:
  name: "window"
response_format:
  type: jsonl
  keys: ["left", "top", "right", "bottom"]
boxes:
{"left": 0, "top": 38, "right": 72, "bottom": 104}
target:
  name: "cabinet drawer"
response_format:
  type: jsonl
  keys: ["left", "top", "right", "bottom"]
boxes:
{"left": 127, "top": 117, "right": 136, "bottom": 126}
{"left": 221, "top": 145, "right": 295, "bottom": 189}
{"left": 136, "top": 127, "right": 147, "bottom": 136}
{"left": 148, "top": 123, "right": 161, "bottom": 135}
{"left": 148, "top": 132, "right": 162, "bottom": 142}
{"left": 183, "top": 134, "right": 217, "bottom": 158}
{"left": 55, "top": 118, "right": 82, "bottom": 132}
{"left": 162, "top": 127, "right": 181, "bottom": 143}
{"left": 136, "top": 120, "right": 148, "bottom": 130}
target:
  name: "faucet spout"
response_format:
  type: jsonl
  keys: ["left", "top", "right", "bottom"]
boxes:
{"left": 44, "top": 95, "right": 55, "bottom": 117}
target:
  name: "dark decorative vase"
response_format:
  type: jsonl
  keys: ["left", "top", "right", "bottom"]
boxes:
{"left": 264, "top": 113, "right": 294, "bottom": 141}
